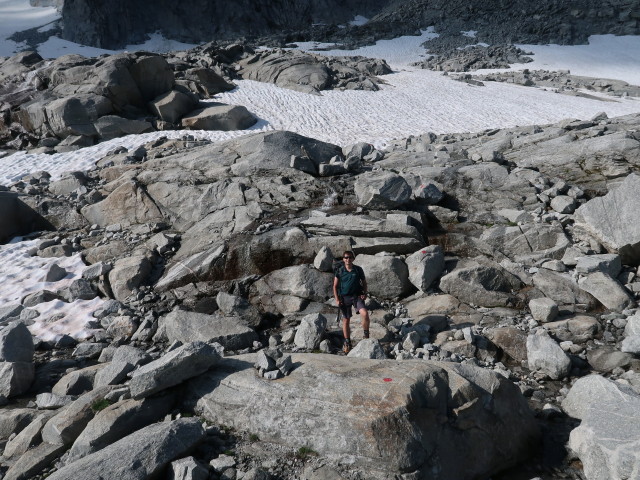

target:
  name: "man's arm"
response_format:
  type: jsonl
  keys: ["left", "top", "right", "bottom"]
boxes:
{"left": 359, "top": 267, "right": 367, "bottom": 297}
{"left": 333, "top": 277, "right": 341, "bottom": 305}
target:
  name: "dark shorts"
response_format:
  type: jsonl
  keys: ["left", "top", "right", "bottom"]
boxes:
{"left": 339, "top": 295, "right": 366, "bottom": 319}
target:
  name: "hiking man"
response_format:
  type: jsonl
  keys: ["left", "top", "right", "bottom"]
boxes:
{"left": 333, "top": 250, "right": 370, "bottom": 353}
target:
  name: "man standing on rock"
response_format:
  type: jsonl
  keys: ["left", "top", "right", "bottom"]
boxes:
{"left": 333, "top": 251, "right": 370, "bottom": 353}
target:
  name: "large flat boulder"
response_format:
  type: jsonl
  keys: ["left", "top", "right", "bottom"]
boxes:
{"left": 187, "top": 354, "right": 539, "bottom": 479}
{"left": 562, "top": 375, "right": 640, "bottom": 480}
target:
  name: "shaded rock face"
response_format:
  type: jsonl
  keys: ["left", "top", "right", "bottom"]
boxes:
{"left": 60, "top": 0, "right": 640, "bottom": 52}
{"left": 61, "top": 0, "right": 391, "bottom": 49}
{"left": 0, "top": 192, "right": 54, "bottom": 244}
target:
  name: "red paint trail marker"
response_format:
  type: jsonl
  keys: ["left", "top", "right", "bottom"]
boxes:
{"left": 383, "top": 378, "right": 393, "bottom": 382}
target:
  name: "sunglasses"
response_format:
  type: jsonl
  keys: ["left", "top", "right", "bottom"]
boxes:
{"left": 343, "top": 256, "right": 354, "bottom": 259}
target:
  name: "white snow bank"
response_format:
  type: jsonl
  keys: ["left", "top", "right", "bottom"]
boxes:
{"left": 0, "top": 0, "right": 59, "bottom": 56}
{"left": 0, "top": 238, "right": 105, "bottom": 341}
{"left": 294, "top": 27, "right": 438, "bottom": 70}
{"left": 473, "top": 35, "right": 640, "bottom": 86}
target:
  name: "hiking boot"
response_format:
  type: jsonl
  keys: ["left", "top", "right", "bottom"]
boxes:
{"left": 363, "top": 329, "right": 369, "bottom": 339}
{"left": 343, "top": 339, "right": 352, "bottom": 354}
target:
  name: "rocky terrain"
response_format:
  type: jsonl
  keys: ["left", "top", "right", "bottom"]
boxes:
{"left": 0, "top": 1, "right": 639, "bottom": 479}
{"left": 1, "top": 56, "right": 640, "bottom": 477}
{"left": 0, "top": 46, "right": 390, "bottom": 153}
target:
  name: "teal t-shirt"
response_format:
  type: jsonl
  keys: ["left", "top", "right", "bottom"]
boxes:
{"left": 335, "top": 265, "right": 365, "bottom": 296}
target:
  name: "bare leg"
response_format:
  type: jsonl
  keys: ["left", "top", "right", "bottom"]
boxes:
{"left": 342, "top": 317, "right": 351, "bottom": 340}
{"left": 359, "top": 308, "right": 370, "bottom": 338}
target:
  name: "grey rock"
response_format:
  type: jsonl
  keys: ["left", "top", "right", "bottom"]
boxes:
{"left": 44, "top": 94, "right": 113, "bottom": 138}
{"left": 252, "top": 264, "right": 333, "bottom": 303}
{"left": 294, "top": 313, "right": 327, "bottom": 349}
{"left": 543, "top": 315, "right": 599, "bottom": 344}
{"left": 210, "top": 453, "right": 236, "bottom": 472}
{"left": 574, "top": 173, "right": 640, "bottom": 265}
{"left": 45, "top": 418, "right": 205, "bottom": 480}
{"left": 3, "top": 411, "right": 56, "bottom": 460}
{"left": 128, "top": 55, "right": 175, "bottom": 101}
{"left": 82, "top": 261, "right": 112, "bottom": 279}
{"left": 170, "top": 456, "right": 210, "bottom": 480}
{"left": 52, "top": 364, "right": 103, "bottom": 396}
{"left": 578, "top": 272, "right": 634, "bottom": 312}
{"left": 318, "top": 163, "right": 347, "bottom": 176}
{"left": 0, "top": 321, "right": 34, "bottom": 363}
{"left": 479, "top": 223, "right": 571, "bottom": 264}
{"left": 621, "top": 313, "right": 640, "bottom": 354}
{"left": 587, "top": 347, "right": 634, "bottom": 373}
{"left": 44, "top": 263, "right": 68, "bottom": 282}
{"left": 149, "top": 90, "right": 198, "bottom": 124}
{"left": 529, "top": 297, "right": 558, "bottom": 323}
{"left": 94, "top": 115, "right": 153, "bottom": 140}
{"left": 254, "top": 350, "right": 276, "bottom": 371}
{"left": 439, "top": 257, "right": 521, "bottom": 307}
{"left": 129, "top": 341, "right": 221, "bottom": 399}
{"left": 562, "top": 375, "right": 640, "bottom": 480}
{"left": 108, "top": 252, "right": 154, "bottom": 301}
{"left": 347, "top": 339, "right": 387, "bottom": 359}
{"left": 163, "top": 309, "right": 257, "bottom": 350}
{"left": 484, "top": 327, "right": 527, "bottom": 363}
{"left": 238, "top": 50, "right": 330, "bottom": 93}
{"left": 106, "top": 315, "right": 139, "bottom": 340}
{"left": 58, "top": 278, "right": 97, "bottom": 301}
{"left": 49, "top": 171, "right": 88, "bottom": 196}
{"left": 68, "top": 396, "right": 173, "bottom": 462}
{"left": 406, "top": 245, "right": 445, "bottom": 292}
{"left": 0, "top": 408, "right": 37, "bottom": 442}
{"left": 187, "top": 354, "right": 539, "bottom": 479}
{"left": 81, "top": 181, "right": 164, "bottom": 228}
{"left": 354, "top": 171, "right": 412, "bottom": 210}
{"left": 41, "top": 386, "right": 114, "bottom": 445}
{"left": 355, "top": 254, "right": 412, "bottom": 300}
{"left": 0, "top": 304, "right": 23, "bottom": 324}
{"left": 575, "top": 254, "right": 622, "bottom": 277}
{"left": 94, "top": 361, "right": 136, "bottom": 388}
{"left": 313, "top": 246, "right": 334, "bottom": 272}
{"left": 216, "top": 292, "right": 262, "bottom": 328}
{"left": 277, "top": 355, "right": 294, "bottom": 375}
{"left": 0, "top": 362, "right": 35, "bottom": 400}
{"left": 156, "top": 243, "right": 226, "bottom": 291}
{"left": 290, "top": 154, "right": 317, "bottom": 175}
{"left": 35, "top": 392, "right": 75, "bottom": 409}
{"left": 72, "top": 342, "right": 108, "bottom": 359}
{"left": 22, "top": 289, "right": 63, "bottom": 307}
{"left": 0, "top": 192, "right": 53, "bottom": 244}
{"left": 532, "top": 269, "right": 597, "bottom": 308}
{"left": 526, "top": 329, "right": 571, "bottom": 379}
{"left": 550, "top": 195, "right": 576, "bottom": 214}
{"left": 181, "top": 104, "right": 256, "bottom": 131}
{"left": 3, "top": 442, "right": 66, "bottom": 480}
